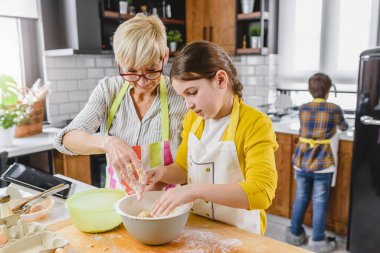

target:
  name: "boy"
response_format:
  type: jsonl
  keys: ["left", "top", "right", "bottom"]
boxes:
{"left": 286, "top": 73, "right": 348, "bottom": 253}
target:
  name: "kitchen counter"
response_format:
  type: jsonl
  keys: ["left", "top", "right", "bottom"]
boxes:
{"left": 0, "top": 175, "right": 95, "bottom": 226}
{"left": 2, "top": 128, "right": 60, "bottom": 158}
{"left": 47, "top": 215, "right": 311, "bottom": 253}
{"left": 271, "top": 114, "right": 355, "bottom": 141}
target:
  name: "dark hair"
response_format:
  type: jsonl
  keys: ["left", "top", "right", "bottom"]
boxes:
{"left": 308, "top": 72, "right": 332, "bottom": 98}
{"left": 170, "top": 41, "right": 243, "bottom": 98}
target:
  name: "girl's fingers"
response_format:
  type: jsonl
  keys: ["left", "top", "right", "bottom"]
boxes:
{"left": 151, "top": 196, "right": 166, "bottom": 216}
{"left": 153, "top": 197, "right": 173, "bottom": 217}
{"left": 161, "top": 202, "right": 176, "bottom": 216}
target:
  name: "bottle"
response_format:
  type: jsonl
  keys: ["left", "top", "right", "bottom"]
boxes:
{"left": 242, "top": 35, "right": 247, "bottom": 49}
{"left": 162, "top": 0, "right": 166, "bottom": 18}
{"left": 152, "top": 7, "right": 158, "bottom": 16}
{"left": 166, "top": 4, "right": 172, "bottom": 18}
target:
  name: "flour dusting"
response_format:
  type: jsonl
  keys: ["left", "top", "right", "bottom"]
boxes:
{"left": 170, "top": 229, "right": 241, "bottom": 253}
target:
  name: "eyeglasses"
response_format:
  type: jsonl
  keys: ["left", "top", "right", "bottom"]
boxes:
{"left": 118, "top": 61, "right": 164, "bottom": 82}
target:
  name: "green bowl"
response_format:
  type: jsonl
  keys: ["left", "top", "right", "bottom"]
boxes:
{"left": 66, "top": 188, "right": 126, "bottom": 233}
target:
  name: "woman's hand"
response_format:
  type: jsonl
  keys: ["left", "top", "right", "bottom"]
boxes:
{"left": 103, "top": 135, "right": 146, "bottom": 194}
{"left": 151, "top": 185, "right": 199, "bottom": 217}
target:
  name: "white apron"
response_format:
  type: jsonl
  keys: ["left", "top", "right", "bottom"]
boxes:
{"left": 328, "top": 132, "right": 340, "bottom": 187}
{"left": 187, "top": 97, "right": 261, "bottom": 234}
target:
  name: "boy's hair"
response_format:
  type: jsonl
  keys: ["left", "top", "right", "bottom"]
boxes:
{"left": 113, "top": 13, "right": 166, "bottom": 70}
{"left": 170, "top": 41, "right": 243, "bottom": 98}
{"left": 308, "top": 73, "right": 332, "bottom": 98}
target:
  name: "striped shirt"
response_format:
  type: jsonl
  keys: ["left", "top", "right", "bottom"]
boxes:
{"left": 53, "top": 75, "right": 188, "bottom": 158}
{"left": 292, "top": 100, "right": 348, "bottom": 171}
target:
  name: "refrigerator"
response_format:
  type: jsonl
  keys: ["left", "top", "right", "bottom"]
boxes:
{"left": 348, "top": 48, "right": 380, "bottom": 252}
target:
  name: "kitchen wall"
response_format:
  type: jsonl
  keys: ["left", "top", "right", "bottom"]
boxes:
{"left": 44, "top": 54, "right": 277, "bottom": 123}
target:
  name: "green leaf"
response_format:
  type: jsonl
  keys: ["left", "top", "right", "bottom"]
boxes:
{"left": 0, "top": 74, "right": 19, "bottom": 106}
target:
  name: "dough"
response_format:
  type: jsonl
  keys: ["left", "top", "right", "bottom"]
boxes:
{"left": 137, "top": 210, "right": 152, "bottom": 218}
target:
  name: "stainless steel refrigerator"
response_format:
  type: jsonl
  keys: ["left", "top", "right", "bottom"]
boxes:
{"left": 348, "top": 48, "right": 380, "bottom": 252}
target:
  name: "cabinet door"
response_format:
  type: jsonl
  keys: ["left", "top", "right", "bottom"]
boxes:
{"left": 267, "top": 133, "right": 292, "bottom": 217}
{"left": 325, "top": 140, "right": 353, "bottom": 235}
{"left": 208, "top": 0, "right": 236, "bottom": 54}
{"left": 186, "top": 0, "right": 209, "bottom": 42}
{"left": 54, "top": 151, "right": 92, "bottom": 185}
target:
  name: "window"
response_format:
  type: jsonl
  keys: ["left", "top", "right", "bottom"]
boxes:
{"left": 0, "top": 0, "right": 41, "bottom": 87}
{"left": 0, "top": 17, "right": 23, "bottom": 86}
{"left": 277, "top": 0, "right": 379, "bottom": 110}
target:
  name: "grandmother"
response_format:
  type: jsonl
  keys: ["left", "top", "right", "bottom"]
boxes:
{"left": 54, "top": 14, "right": 187, "bottom": 195}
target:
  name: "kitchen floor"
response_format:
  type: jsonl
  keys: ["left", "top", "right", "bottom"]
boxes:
{"left": 266, "top": 214, "right": 349, "bottom": 253}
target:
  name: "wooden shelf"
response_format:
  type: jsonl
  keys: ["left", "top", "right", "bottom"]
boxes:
{"left": 236, "top": 47, "right": 268, "bottom": 55}
{"left": 237, "top": 11, "right": 269, "bottom": 21}
{"left": 161, "top": 18, "right": 185, "bottom": 25}
{"left": 103, "top": 11, "right": 185, "bottom": 25}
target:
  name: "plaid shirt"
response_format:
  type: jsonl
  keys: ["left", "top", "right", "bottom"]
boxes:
{"left": 292, "top": 99, "right": 349, "bottom": 171}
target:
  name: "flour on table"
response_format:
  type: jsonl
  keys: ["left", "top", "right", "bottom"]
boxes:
{"left": 171, "top": 229, "right": 241, "bottom": 253}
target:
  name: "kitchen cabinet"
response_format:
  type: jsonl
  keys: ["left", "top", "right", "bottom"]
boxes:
{"left": 53, "top": 151, "right": 92, "bottom": 185}
{"left": 186, "top": 0, "right": 236, "bottom": 54}
{"left": 326, "top": 140, "right": 353, "bottom": 234}
{"left": 269, "top": 133, "right": 353, "bottom": 235}
{"left": 236, "top": 0, "right": 278, "bottom": 55}
{"left": 100, "top": 0, "right": 186, "bottom": 53}
{"left": 186, "top": 0, "right": 277, "bottom": 55}
{"left": 267, "top": 133, "right": 292, "bottom": 217}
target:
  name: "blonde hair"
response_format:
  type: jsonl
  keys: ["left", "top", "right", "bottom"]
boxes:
{"left": 113, "top": 13, "right": 167, "bottom": 70}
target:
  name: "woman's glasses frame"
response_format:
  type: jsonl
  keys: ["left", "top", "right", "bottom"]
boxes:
{"left": 118, "top": 61, "right": 164, "bottom": 82}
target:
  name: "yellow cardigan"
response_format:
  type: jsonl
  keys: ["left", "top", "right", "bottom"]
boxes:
{"left": 175, "top": 97, "right": 278, "bottom": 234}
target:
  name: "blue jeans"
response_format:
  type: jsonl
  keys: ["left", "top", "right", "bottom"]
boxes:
{"left": 290, "top": 170, "right": 333, "bottom": 241}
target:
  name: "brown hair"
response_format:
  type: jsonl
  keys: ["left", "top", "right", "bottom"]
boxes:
{"left": 170, "top": 41, "right": 243, "bottom": 98}
{"left": 308, "top": 73, "right": 332, "bottom": 98}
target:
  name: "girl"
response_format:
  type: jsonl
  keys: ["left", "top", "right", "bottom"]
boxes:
{"left": 146, "top": 41, "right": 278, "bottom": 235}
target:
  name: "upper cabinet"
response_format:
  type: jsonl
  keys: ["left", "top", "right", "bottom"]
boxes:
{"left": 236, "top": 0, "right": 278, "bottom": 55}
{"left": 186, "top": 0, "right": 236, "bottom": 54}
{"left": 186, "top": 0, "right": 278, "bottom": 55}
{"left": 100, "top": 0, "right": 186, "bottom": 54}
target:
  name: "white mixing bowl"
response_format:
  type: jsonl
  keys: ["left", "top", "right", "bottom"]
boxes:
{"left": 113, "top": 191, "right": 192, "bottom": 245}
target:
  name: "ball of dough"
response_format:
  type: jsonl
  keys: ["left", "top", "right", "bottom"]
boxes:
{"left": 137, "top": 210, "right": 152, "bottom": 218}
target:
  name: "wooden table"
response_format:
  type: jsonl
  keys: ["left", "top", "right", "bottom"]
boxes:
{"left": 47, "top": 214, "right": 311, "bottom": 253}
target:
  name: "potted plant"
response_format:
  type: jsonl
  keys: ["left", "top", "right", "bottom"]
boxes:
{"left": 167, "top": 30, "right": 183, "bottom": 52}
{"left": 0, "top": 75, "right": 29, "bottom": 147}
{"left": 249, "top": 24, "right": 261, "bottom": 48}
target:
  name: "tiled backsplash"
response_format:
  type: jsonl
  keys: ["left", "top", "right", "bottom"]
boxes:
{"left": 44, "top": 54, "right": 277, "bottom": 123}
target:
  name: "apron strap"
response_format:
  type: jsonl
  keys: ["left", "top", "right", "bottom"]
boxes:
{"left": 224, "top": 96, "right": 240, "bottom": 141}
{"left": 106, "top": 77, "right": 170, "bottom": 141}
{"left": 299, "top": 137, "right": 331, "bottom": 148}
{"left": 190, "top": 96, "right": 240, "bottom": 141}
{"left": 106, "top": 81, "right": 130, "bottom": 131}
{"left": 159, "top": 77, "right": 170, "bottom": 141}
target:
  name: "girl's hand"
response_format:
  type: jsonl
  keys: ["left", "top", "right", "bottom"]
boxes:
{"left": 144, "top": 166, "right": 166, "bottom": 191}
{"left": 151, "top": 185, "right": 198, "bottom": 217}
{"left": 103, "top": 136, "right": 146, "bottom": 194}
